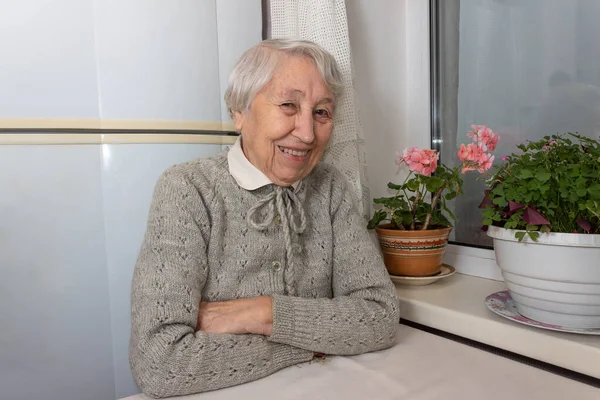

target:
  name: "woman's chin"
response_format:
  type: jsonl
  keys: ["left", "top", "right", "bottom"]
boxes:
{"left": 272, "top": 162, "right": 310, "bottom": 185}
{"left": 272, "top": 171, "right": 304, "bottom": 187}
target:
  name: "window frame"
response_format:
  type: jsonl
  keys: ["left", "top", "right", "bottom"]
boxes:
{"left": 408, "top": 0, "right": 500, "bottom": 281}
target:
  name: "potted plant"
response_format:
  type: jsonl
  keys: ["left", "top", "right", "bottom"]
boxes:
{"left": 481, "top": 133, "right": 600, "bottom": 329}
{"left": 368, "top": 125, "right": 499, "bottom": 277}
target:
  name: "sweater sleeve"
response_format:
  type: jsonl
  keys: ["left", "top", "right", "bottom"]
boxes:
{"left": 129, "top": 167, "right": 313, "bottom": 399}
{"left": 268, "top": 168, "right": 400, "bottom": 355}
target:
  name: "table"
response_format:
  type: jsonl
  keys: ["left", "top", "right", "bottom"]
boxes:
{"left": 122, "top": 325, "right": 598, "bottom": 400}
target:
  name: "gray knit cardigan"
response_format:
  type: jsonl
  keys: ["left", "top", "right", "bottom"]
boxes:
{"left": 129, "top": 151, "right": 400, "bottom": 398}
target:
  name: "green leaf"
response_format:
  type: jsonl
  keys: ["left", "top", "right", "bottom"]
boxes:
{"left": 401, "top": 211, "right": 413, "bottom": 226}
{"left": 481, "top": 207, "right": 495, "bottom": 218}
{"left": 387, "top": 182, "right": 402, "bottom": 190}
{"left": 445, "top": 191, "right": 457, "bottom": 201}
{"left": 577, "top": 188, "right": 588, "bottom": 198}
{"left": 535, "top": 172, "right": 551, "bottom": 182}
{"left": 519, "top": 169, "right": 534, "bottom": 179}
{"left": 568, "top": 167, "right": 580, "bottom": 177}
{"left": 505, "top": 221, "right": 518, "bottom": 229}
{"left": 588, "top": 183, "right": 600, "bottom": 199}
{"left": 425, "top": 177, "right": 444, "bottom": 192}
{"left": 482, "top": 218, "right": 493, "bottom": 225}
{"left": 492, "top": 197, "right": 506, "bottom": 206}
{"left": 367, "top": 210, "right": 387, "bottom": 229}
{"left": 526, "top": 224, "right": 539, "bottom": 231}
{"left": 491, "top": 186, "right": 505, "bottom": 196}
{"left": 407, "top": 179, "right": 419, "bottom": 191}
{"left": 570, "top": 192, "right": 579, "bottom": 202}
{"left": 373, "top": 197, "right": 390, "bottom": 204}
{"left": 515, "top": 231, "right": 526, "bottom": 241}
{"left": 529, "top": 232, "right": 540, "bottom": 241}
{"left": 528, "top": 180, "right": 540, "bottom": 190}
{"left": 374, "top": 197, "right": 407, "bottom": 209}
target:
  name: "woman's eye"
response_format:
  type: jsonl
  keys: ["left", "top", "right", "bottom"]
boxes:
{"left": 315, "top": 109, "right": 331, "bottom": 118}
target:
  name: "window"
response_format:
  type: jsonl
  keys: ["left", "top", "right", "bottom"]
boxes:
{"left": 432, "top": 0, "right": 600, "bottom": 248}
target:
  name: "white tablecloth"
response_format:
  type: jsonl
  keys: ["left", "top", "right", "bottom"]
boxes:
{"left": 123, "top": 325, "right": 597, "bottom": 400}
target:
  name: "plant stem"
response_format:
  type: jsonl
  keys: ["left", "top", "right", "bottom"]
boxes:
{"left": 421, "top": 186, "right": 444, "bottom": 230}
{"left": 401, "top": 172, "right": 414, "bottom": 216}
{"left": 410, "top": 186, "right": 421, "bottom": 230}
{"left": 421, "top": 166, "right": 460, "bottom": 230}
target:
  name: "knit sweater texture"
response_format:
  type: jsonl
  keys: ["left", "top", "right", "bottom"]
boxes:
{"left": 129, "top": 151, "right": 400, "bottom": 398}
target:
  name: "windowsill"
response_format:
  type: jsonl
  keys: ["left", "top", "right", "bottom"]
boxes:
{"left": 395, "top": 273, "right": 600, "bottom": 379}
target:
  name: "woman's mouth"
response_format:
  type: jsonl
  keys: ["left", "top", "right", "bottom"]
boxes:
{"left": 278, "top": 146, "right": 310, "bottom": 157}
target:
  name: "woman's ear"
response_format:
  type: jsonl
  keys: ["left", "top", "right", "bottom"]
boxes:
{"left": 232, "top": 110, "right": 245, "bottom": 132}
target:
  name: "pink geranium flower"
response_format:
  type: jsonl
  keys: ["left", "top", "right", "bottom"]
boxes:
{"left": 458, "top": 141, "right": 495, "bottom": 173}
{"left": 395, "top": 151, "right": 404, "bottom": 166}
{"left": 468, "top": 124, "right": 500, "bottom": 152}
{"left": 457, "top": 144, "right": 471, "bottom": 162}
{"left": 477, "top": 153, "right": 495, "bottom": 172}
{"left": 401, "top": 147, "right": 439, "bottom": 177}
{"left": 542, "top": 139, "right": 557, "bottom": 151}
{"left": 377, "top": 124, "right": 499, "bottom": 232}
{"left": 461, "top": 165, "right": 477, "bottom": 174}
{"left": 458, "top": 143, "right": 485, "bottom": 162}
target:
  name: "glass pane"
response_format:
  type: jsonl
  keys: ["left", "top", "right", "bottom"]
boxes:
{"left": 436, "top": 0, "right": 600, "bottom": 247}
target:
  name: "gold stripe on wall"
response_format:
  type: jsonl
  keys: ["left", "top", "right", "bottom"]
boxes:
{"left": 0, "top": 118, "right": 237, "bottom": 132}
{"left": 0, "top": 118, "right": 239, "bottom": 145}
{"left": 0, "top": 133, "right": 238, "bottom": 145}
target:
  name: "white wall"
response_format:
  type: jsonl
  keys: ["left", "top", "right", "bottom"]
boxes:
{"left": 93, "top": 0, "right": 222, "bottom": 122}
{"left": 0, "top": 0, "right": 261, "bottom": 126}
{"left": 346, "top": 0, "right": 429, "bottom": 200}
{"left": 0, "top": 0, "right": 100, "bottom": 119}
{"left": 0, "top": 146, "right": 114, "bottom": 400}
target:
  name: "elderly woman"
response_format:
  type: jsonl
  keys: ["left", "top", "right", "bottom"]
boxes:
{"left": 130, "top": 39, "right": 399, "bottom": 398}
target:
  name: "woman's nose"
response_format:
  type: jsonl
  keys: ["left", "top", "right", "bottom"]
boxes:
{"left": 293, "top": 111, "right": 315, "bottom": 143}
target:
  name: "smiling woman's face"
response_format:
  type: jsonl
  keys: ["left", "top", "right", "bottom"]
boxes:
{"left": 232, "top": 55, "right": 335, "bottom": 186}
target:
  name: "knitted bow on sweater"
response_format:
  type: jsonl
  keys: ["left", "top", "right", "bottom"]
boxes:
{"left": 246, "top": 186, "right": 307, "bottom": 295}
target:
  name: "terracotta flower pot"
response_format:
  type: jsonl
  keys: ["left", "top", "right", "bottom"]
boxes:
{"left": 375, "top": 224, "right": 452, "bottom": 277}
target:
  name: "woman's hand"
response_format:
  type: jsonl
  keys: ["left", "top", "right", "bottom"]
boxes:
{"left": 197, "top": 296, "right": 273, "bottom": 336}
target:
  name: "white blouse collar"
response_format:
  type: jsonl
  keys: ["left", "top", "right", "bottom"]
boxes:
{"left": 227, "top": 136, "right": 301, "bottom": 192}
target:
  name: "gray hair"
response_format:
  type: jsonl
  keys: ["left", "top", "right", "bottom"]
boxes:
{"left": 224, "top": 39, "right": 344, "bottom": 118}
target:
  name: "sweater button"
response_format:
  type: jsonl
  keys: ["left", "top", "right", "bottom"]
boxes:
{"left": 271, "top": 261, "right": 281, "bottom": 271}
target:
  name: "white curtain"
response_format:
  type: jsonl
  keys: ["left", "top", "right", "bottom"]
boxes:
{"left": 267, "top": 0, "right": 370, "bottom": 218}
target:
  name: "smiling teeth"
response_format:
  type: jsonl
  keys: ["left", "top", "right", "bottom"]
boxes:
{"left": 280, "top": 147, "right": 308, "bottom": 156}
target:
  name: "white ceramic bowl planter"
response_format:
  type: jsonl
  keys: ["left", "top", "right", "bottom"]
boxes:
{"left": 487, "top": 226, "right": 600, "bottom": 329}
